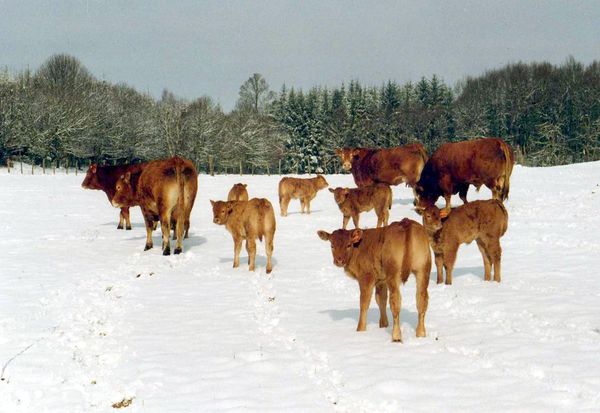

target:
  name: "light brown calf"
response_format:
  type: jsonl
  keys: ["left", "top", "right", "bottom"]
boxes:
{"left": 318, "top": 219, "right": 431, "bottom": 342}
{"left": 211, "top": 198, "right": 276, "bottom": 274}
{"left": 329, "top": 183, "right": 392, "bottom": 229}
{"left": 278, "top": 175, "right": 328, "bottom": 216}
{"left": 227, "top": 183, "right": 249, "bottom": 201}
{"left": 420, "top": 199, "right": 508, "bottom": 285}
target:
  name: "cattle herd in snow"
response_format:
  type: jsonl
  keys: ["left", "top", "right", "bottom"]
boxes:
{"left": 82, "top": 137, "right": 514, "bottom": 342}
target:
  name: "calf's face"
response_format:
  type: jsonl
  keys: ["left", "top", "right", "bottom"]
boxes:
{"left": 335, "top": 149, "right": 357, "bottom": 171}
{"left": 328, "top": 187, "right": 349, "bottom": 205}
{"left": 317, "top": 229, "right": 363, "bottom": 267}
{"left": 211, "top": 200, "right": 234, "bottom": 225}
{"left": 111, "top": 172, "right": 135, "bottom": 207}
{"left": 316, "top": 175, "right": 329, "bottom": 190}
{"left": 420, "top": 205, "right": 443, "bottom": 231}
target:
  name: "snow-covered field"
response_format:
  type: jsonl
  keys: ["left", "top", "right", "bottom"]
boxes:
{"left": 1, "top": 163, "right": 600, "bottom": 412}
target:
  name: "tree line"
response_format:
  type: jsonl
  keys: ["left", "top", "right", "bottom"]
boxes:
{"left": 1, "top": 54, "right": 599, "bottom": 174}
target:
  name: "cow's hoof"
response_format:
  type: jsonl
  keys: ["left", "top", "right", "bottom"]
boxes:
{"left": 392, "top": 337, "right": 403, "bottom": 343}
{"left": 126, "top": 225, "right": 132, "bottom": 230}
{"left": 174, "top": 247, "right": 182, "bottom": 255}
{"left": 163, "top": 247, "right": 171, "bottom": 256}
{"left": 266, "top": 267, "right": 272, "bottom": 274}
{"left": 144, "top": 244, "right": 153, "bottom": 251}
{"left": 117, "top": 224, "right": 123, "bottom": 230}
{"left": 379, "top": 320, "right": 389, "bottom": 328}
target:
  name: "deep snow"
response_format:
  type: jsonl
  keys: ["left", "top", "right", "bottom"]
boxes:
{"left": 1, "top": 163, "right": 600, "bottom": 412}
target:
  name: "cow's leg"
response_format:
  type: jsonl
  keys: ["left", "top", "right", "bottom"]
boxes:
{"left": 415, "top": 268, "right": 430, "bottom": 338}
{"left": 476, "top": 239, "right": 492, "bottom": 281}
{"left": 117, "top": 210, "right": 125, "bottom": 229}
{"left": 443, "top": 194, "right": 452, "bottom": 214}
{"left": 122, "top": 208, "right": 132, "bottom": 230}
{"left": 246, "top": 237, "right": 257, "bottom": 271}
{"left": 458, "top": 184, "right": 469, "bottom": 205}
{"left": 488, "top": 238, "right": 502, "bottom": 283}
{"left": 160, "top": 212, "right": 171, "bottom": 256}
{"left": 382, "top": 206, "right": 389, "bottom": 227}
{"left": 342, "top": 215, "right": 350, "bottom": 229}
{"left": 434, "top": 252, "right": 444, "bottom": 284}
{"left": 357, "top": 275, "right": 375, "bottom": 332}
{"left": 152, "top": 221, "right": 158, "bottom": 231}
{"left": 232, "top": 236, "right": 242, "bottom": 268}
{"left": 352, "top": 214, "right": 360, "bottom": 229}
{"left": 265, "top": 230, "right": 274, "bottom": 274}
{"left": 280, "top": 196, "right": 290, "bottom": 217}
{"left": 375, "top": 283, "right": 389, "bottom": 328}
{"left": 143, "top": 214, "right": 154, "bottom": 251}
{"left": 173, "top": 214, "right": 184, "bottom": 255}
{"left": 387, "top": 277, "right": 403, "bottom": 342}
{"left": 443, "top": 244, "right": 459, "bottom": 285}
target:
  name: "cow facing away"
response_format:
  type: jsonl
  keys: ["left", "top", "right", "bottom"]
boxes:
{"left": 227, "top": 183, "right": 249, "bottom": 201}
{"left": 112, "top": 157, "right": 198, "bottom": 255}
{"left": 335, "top": 144, "right": 428, "bottom": 197}
{"left": 317, "top": 219, "right": 431, "bottom": 342}
{"left": 278, "top": 175, "right": 329, "bottom": 216}
{"left": 419, "top": 200, "right": 508, "bottom": 285}
{"left": 415, "top": 137, "right": 514, "bottom": 213}
{"left": 211, "top": 198, "right": 276, "bottom": 274}
{"left": 329, "top": 184, "right": 392, "bottom": 229}
{"left": 81, "top": 162, "right": 146, "bottom": 230}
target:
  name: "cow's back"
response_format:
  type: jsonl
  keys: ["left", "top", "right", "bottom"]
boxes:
{"left": 382, "top": 219, "right": 431, "bottom": 283}
{"left": 444, "top": 199, "right": 508, "bottom": 244}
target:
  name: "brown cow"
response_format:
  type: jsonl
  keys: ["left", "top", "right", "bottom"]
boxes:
{"left": 227, "top": 183, "right": 249, "bottom": 201}
{"left": 335, "top": 144, "right": 428, "bottom": 197}
{"left": 278, "top": 175, "right": 329, "bottom": 216}
{"left": 419, "top": 199, "right": 508, "bottom": 285}
{"left": 328, "top": 183, "right": 392, "bottom": 229}
{"left": 211, "top": 198, "right": 276, "bottom": 274}
{"left": 415, "top": 137, "right": 514, "bottom": 213}
{"left": 317, "top": 219, "right": 431, "bottom": 342}
{"left": 81, "top": 163, "right": 146, "bottom": 230}
{"left": 112, "top": 157, "right": 198, "bottom": 255}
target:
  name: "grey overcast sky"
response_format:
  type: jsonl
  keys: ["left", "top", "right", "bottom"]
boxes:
{"left": 1, "top": 0, "right": 599, "bottom": 110}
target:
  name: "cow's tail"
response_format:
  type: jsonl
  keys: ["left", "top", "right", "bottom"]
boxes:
{"left": 387, "top": 186, "right": 392, "bottom": 210}
{"left": 499, "top": 141, "right": 514, "bottom": 201}
{"left": 415, "top": 144, "right": 429, "bottom": 183}
{"left": 495, "top": 199, "right": 509, "bottom": 237}
{"left": 257, "top": 199, "right": 271, "bottom": 242}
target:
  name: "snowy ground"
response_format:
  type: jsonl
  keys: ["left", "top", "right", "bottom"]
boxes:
{"left": 1, "top": 163, "right": 600, "bottom": 412}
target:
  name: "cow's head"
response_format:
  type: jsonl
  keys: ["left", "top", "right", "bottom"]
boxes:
{"left": 315, "top": 175, "right": 329, "bottom": 190}
{"left": 233, "top": 183, "right": 248, "bottom": 189}
{"left": 328, "top": 187, "right": 350, "bottom": 205}
{"left": 211, "top": 200, "right": 235, "bottom": 225}
{"left": 81, "top": 163, "right": 100, "bottom": 189}
{"left": 414, "top": 183, "right": 440, "bottom": 210}
{"left": 417, "top": 205, "right": 446, "bottom": 232}
{"left": 111, "top": 172, "right": 135, "bottom": 208}
{"left": 335, "top": 148, "right": 361, "bottom": 171}
{"left": 317, "top": 228, "right": 362, "bottom": 267}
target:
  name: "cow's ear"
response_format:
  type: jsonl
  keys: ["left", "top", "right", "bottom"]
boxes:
{"left": 226, "top": 203, "right": 235, "bottom": 214}
{"left": 328, "top": 188, "right": 334, "bottom": 193}
{"left": 342, "top": 188, "right": 349, "bottom": 196}
{"left": 350, "top": 229, "right": 363, "bottom": 244}
{"left": 317, "top": 230, "right": 330, "bottom": 241}
{"left": 210, "top": 200, "right": 215, "bottom": 207}
{"left": 123, "top": 171, "right": 131, "bottom": 183}
{"left": 414, "top": 206, "right": 424, "bottom": 216}
{"left": 90, "top": 164, "right": 97, "bottom": 173}
{"left": 335, "top": 148, "right": 342, "bottom": 156}
{"left": 243, "top": 184, "right": 247, "bottom": 188}
{"left": 351, "top": 149, "right": 360, "bottom": 157}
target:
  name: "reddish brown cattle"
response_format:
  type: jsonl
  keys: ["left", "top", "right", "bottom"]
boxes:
{"left": 415, "top": 138, "right": 514, "bottom": 213}
{"left": 419, "top": 200, "right": 508, "bottom": 284}
{"left": 278, "top": 175, "right": 329, "bottom": 216}
{"left": 335, "top": 144, "right": 428, "bottom": 195}
{"left": 112, "top": 157, "right": 198, "bottom": 255}
{"left": 317, "top": 219, "right": 431, "bottom": 342}
{"left": 211, "top": 198, "right": 276, "bottom": 273}
{"left": 328, "top": 183, "right": 392, "bottom": 229}
{"left": 227, "top": 183, "right": 249, "bottom": 201}
{"left": 81, "top": 163, "right": 146, "bottom": 230}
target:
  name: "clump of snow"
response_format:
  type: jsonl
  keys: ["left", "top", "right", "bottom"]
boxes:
{"left": 0, "top": 162, "right": 599, "bottom": 412}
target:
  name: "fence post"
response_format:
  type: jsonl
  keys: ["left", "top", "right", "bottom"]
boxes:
{"left": 32, "top": 163, "right": 34, "bottom": 175}
{"left": 209, "top": 156, "right": 214, "bottom": 176}
{"left": 53, "top": 161, "right": 56, "bottom": 175}
{"left": 7, "top": 157, "right": 10, "bottom": 174}
{"left": 307, "top": 160, "right": 311, "bottom": 175}
{"left": 75, "top": 161, "right": 78, "bottom": 175}
{"left": 239, "top": 161, "right": 242, "bottom": 176}
{"left": 66, "top": 159, "right": 69, "bottom": 175}
{"left": 266, "top": 163, "right": 270, "bottom": 176}
{"left": 42, "top": 158, "right": 46, "bottom": 174}
{"left": 278, "top": 159, "right": 281, "bottom": 175}
{"left": 20, "top": 158, "right": 23, "bottom": 174}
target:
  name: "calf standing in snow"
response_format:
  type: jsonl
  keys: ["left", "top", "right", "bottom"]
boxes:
{"left": 317, "top": 219, "right": 431, "bottom": 342}
{"left": 419, "top": 199, "right": 508, "bottom": 285}
{"left": 211, "top": 198, "right": 276, "bottom": 274}
{"left": 329, "top": 183, "right": 392, "bottom": 229}
{"left": 278, "top": 175, "right": 329, "bottom": 216}
{"left": 227, "top": 183, "right": 249, "bottom": 201}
